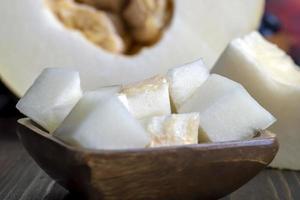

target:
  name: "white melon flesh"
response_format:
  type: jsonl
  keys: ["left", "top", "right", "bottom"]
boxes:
{"left": 167, "top": 59, "right": 209, "bottom": 111}
{"left": 179, "top": 74, "right": 276, "bottom": 143}
{"left": 53, "top": 88, "right": 150, "bottom": 150}
{"left": 0, "top": 0, "right": 264, "bottom": 97}
{"left": 212, "top": 32, "right": 300, "bottom": 170}
{"left": 16, "top": 68, "right": 82, "bottom": 133}
{"left": 119, "top": 76, "right": 171, "bottom": 119}
{"left": 144, "top": 113, "right": 200, "bottom": 147}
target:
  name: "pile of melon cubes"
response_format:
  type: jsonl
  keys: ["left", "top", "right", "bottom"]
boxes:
{"left": 17, "top": 60, "right": 275, "bottom": 150}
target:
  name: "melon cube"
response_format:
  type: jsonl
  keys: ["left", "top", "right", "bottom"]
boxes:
{"left": 53, "top": 87, "right": 150, "bottom": 150}
{"left": 179, "top": 74, "right": 276, "bottom": 142}
{"left": 144, "top": 113, "right": 200, "bottom": 147}
{"left": 167, "top": 59, "right": 209, "bottom": 111}
{"left": 119, "top": 75, "right": 171, "bottom": 119}
{"left": 16, "top": 68, "right": 82, "bottom": 133}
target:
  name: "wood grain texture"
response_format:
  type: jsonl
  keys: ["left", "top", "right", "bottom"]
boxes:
{"left": 0, "top": 118, "right": 299, "bottom": 200}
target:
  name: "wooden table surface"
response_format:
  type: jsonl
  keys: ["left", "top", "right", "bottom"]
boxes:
{"left": 0, "top": 118, "right": 299, "bottom": 200}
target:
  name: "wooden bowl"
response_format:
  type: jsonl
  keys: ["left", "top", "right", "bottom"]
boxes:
{"left": 17, "top": 118, "right": 278, "bottom": 200}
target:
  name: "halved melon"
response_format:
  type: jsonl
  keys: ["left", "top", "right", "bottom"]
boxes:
{"left": 0, "top": 0, "right": 264, "bottom": 96}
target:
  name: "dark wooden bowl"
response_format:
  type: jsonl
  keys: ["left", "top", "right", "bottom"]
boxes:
{"left": 17, "top": 118, "right": 278, "bottom": 200}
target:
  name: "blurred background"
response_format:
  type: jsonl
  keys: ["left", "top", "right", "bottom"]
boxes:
{"left": 0, "top": 0, "right": 299, "bottom": 118}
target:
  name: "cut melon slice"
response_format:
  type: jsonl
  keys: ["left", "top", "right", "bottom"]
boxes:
{"left": 179, "top": 74, "right": 276, "bottom": 143}
{"left": 53, "top": 88, "right": 150, "bottom": 150}
{"left": 212, "top": 32, "right": 300, "bottom": 170}
{"left": 16, "top": 68, "right": 82, "bottom": 133}
{"left": 0, "top": 0, "right": 264, "bottom": 97}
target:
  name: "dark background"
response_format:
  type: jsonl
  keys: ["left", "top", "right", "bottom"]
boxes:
{"left": 0, "top": 0, "right": 299, "bottom": 118}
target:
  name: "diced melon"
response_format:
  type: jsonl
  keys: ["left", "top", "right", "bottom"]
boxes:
{"left": 53, "top": 87, "right": 150, "bottom": 150}
{"left": 119, "top": 75, "right": 171, "bottom": 119}
{"left": 16, "top": 68, "right": 82, "bottom": 133}
{"left": 144, "top": 113, "right": 200, "bottom": 147}
{"left": 179, "top": 74, "right": 276, "bottom": 142}
{"left": 167, "top": 59, "right": 209, "bottom": 111}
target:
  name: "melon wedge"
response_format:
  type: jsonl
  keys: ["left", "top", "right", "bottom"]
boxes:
{"left": 0, "top": 0, "right": 264, "bottom": 97}
{"left": 212, "top": 32, "right": 300, "bottom": 170}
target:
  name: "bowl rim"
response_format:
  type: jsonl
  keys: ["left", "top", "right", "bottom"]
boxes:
{"left": 17, "top": 117, "right": 278, "bottom": 155}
